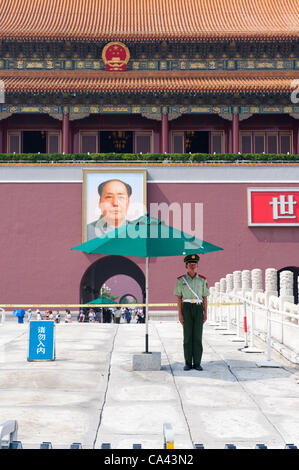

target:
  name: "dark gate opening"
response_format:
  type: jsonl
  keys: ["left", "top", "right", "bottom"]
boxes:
{"left": 100, "top": 131, "right": 133, "bottom": 153}
{"left": 80, "top": 255, "right": 145, "bottom": 305}
{"left": 23, "top": 131, "right": 47, "bottom": 153}
{"left": 185, "top": 131, "right": 210, "bottom": 153}
{"left": 119, "top": 294, "right": 138, "bottom": 304}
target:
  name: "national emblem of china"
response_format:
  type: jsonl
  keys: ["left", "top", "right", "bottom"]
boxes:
{"left": 102, "top": 42, "right": 130, "bottom": 71}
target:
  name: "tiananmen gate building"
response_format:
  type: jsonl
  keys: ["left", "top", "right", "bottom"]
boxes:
{"left": 0, "top": 0, "right": 299, "bottom": 310}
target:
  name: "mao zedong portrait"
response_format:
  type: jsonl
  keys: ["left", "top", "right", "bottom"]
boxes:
{"left": 87, "top": 179, "right": 132, "bottom": 239}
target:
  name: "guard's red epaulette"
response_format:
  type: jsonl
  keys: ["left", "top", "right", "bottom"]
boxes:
{"left": 198, "top": 274, "right": 206, "bottom": 279}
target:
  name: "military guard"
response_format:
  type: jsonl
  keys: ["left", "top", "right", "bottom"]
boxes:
{"left": 174, "top": 254, "right": 210, "bottom": 371}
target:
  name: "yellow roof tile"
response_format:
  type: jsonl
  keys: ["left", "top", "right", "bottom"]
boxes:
{"left": 0, "top": 0, "right": 298, "bottom": 40}
{"left": 1, "top": 70, "right": 298, "bottom": 94}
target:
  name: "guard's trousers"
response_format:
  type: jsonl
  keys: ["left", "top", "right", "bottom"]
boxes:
{"left": 182, "top": 302, "right": 204, "bottom": 366}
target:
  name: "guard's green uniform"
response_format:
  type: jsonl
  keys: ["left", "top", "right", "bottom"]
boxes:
{"left": 174, "top": 272, "right": 210, "bottom": 367}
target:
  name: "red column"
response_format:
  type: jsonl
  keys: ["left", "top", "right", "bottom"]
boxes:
{"left": 62, "top": 112, "right": 70, "bottom": 154}
{"left": 0, "top": 123, "right": 3, "bottom": 154}
{"left": 232, "top": 113, "right": 239, "bottom": 154}
{"left": 69, "top": 125, "right": 73, "bottom": 154}
{"left": 3, "top": 119, "right": 7, "bottom": 153}
{"left": 73, "top": 128, "right": 80, "bottom": 153}
{"left": 227, "top": 126, "right": 232, "bottom": 153}
{"left": 161, "top": 112, "right": 169, "bottom": 153}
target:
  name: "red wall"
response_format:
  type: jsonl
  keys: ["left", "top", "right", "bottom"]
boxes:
{"left": 0, "top": 181, "right": 298, "bottom": 306}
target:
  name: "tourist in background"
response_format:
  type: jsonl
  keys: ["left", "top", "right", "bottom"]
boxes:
{"left": 88, "top": 309, "right": 96, "bottom": 322}
{"left": 27, "top": 309, "right": 33, "bottom": 322}
{"left": 78, "top": 310, "right": 85, "bottom": 322}
{"left": 55, "top": 311, "right": 61, "bottom": 323}
{"left": 125, "top": 308, "right": 131, "bottom": 324}
{"left": 36, "top": 309, "right": 42, "bottom": 320}
{"left": 65, "top": 310, "right": 72, "bottom": 323}
{"left": 114, "top": 307, "right": 122, "bottom": 324}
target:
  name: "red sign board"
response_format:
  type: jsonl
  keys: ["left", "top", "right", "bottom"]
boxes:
{"left": 248, "top": 188, "right": 299, "bottom": 226}
{"left": 102, "top": 42, "right": 130, "bottom": 71}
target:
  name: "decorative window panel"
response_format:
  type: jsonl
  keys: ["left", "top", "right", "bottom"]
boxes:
{"left": 254, "top": 133, "right": 265, "bottom": 154}
{"left": 241, "top": 133, "right": 252, "bottom": 153}
{"left": 47, "top": 132, "right": 61, "bottom": 154}
{"left": 171, "top": 132, "right": 185, "bottom": 153}
{"left": 267, "top": 134, "right": 278, "bottom": 154}
{"left": 135, "top": 132, "right": 152, "bottom": 154}
{"left": 211, "top": 132, "right": 223, "bottom": 153}
{"left": 280, "top": 133, "right": 291, "bottom": 154}
{"left": 80, "top": 132, "right": 98, "bottom": 153}
{"left": 8, "top": 132, "right": 21, "bottom": 153}
{"left": 240, "top": 131, "right": 292, "bottom": 154}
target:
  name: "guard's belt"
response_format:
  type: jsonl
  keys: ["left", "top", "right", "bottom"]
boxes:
{"left": 183, "top": 299, "right": 202, "bottom": 304}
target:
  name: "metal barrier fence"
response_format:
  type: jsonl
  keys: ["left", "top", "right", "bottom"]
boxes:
{"left": 0, "top": 420, "right": 297, "bottom": 449}
{"left": 0, "top": 303, "right": 179, "bottom": 324}
{"left": 3, "top": 295, "right": 297, "bottom": 364}
{"left": 0, "top": 302, "right": 240, "bottom": 324}
{"left": 208, "top": 292, "right": 299, "bottom": 365}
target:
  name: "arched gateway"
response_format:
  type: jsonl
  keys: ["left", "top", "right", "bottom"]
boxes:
{"left": 80, "top": 256, "right": 145, "bottom": 305}
{"left": 119, "top": 294, "right": 138, "bottom": 304}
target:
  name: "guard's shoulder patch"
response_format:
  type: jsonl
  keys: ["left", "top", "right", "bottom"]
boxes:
{"left": 198, "top": 274, "right": 206, "bottom": 280}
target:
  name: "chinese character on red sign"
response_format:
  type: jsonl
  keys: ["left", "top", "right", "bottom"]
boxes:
{"left": 248, "top": 189, "right": 299, "bottom": 226}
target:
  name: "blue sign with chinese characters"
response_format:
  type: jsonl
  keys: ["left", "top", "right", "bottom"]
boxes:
{"left": 28, "top": 321, "right": 55, "bottom": 361}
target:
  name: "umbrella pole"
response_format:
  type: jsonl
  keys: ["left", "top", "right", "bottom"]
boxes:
{"left": 145, "top": 256, "right": 149, "bottom": 353}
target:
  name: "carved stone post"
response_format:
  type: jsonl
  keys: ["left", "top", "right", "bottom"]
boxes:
{"left": 251, "top": 268, "right": 263, "bottom": 301}
{"left": 226, "top": 274, "right": 234, "bottom": 293}
{"left": 233, "top": 270, "right": 242, "bottom": 293}
{"left": 241, "top": 270, "right": 252, "bottom": 293}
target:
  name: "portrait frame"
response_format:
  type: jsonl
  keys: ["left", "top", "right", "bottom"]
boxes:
{"left": 82, "top": 169, "right": 147, "bottom": 242}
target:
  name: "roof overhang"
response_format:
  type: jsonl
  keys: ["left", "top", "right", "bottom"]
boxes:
{"left": 1, "top": 70, "right": 298, "bottom": 95}
{"left": 0, "top": 0, "right": 298, "bottom": 42}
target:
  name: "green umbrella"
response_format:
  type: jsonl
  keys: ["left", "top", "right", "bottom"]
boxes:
{"left": 87, "top": 296, "right": 116, "bottom": 305}
{"left": 72, "top": 215, "right": 223, "bottom": 353}
{"left": 72, "top": 215, "right": 222, "bottom": 257}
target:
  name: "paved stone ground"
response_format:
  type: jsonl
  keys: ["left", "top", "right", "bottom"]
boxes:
{"left": 0, "top": 320, "right": 299, "bottom": 449}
